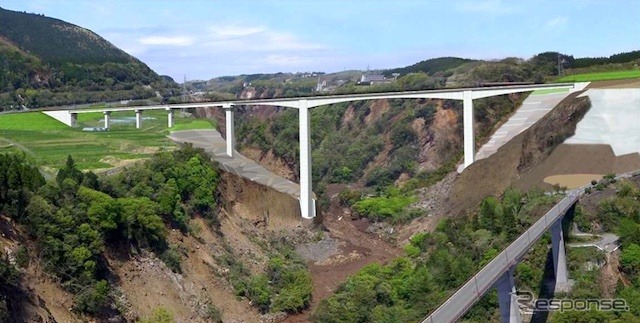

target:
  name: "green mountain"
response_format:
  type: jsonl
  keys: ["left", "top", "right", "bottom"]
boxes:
{"left": 386, "top": 56, "right": 476, "bottom": 76}
{"left": 0, "top": 7, "right": 178, "bottom": 110}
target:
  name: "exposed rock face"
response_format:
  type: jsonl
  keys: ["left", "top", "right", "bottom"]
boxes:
{"left": 417, "top": 103, "right": 462, "bottom": 171}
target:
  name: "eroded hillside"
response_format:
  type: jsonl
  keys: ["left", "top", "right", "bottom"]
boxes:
{"left": 0, "top": 149, "right": 321, "bottom": 322}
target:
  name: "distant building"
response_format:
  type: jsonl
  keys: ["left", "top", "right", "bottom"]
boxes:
{"left": 358, "top": 74, "right": 392, "bottom": 85}
{"left": 316, "top": 78, "right": 328, "bottom": 92}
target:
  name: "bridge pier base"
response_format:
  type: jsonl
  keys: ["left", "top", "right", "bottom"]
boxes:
{"left": 298, "top": 100, "right": 315, "bottom": 219}
{"left": 135, "top": 110, "right": 142, "bottom": 129}
{"left": 551, "top": 220, "right": 571, "bottom": 292}
{"left": 104, "top": 111, "right": 111, "bottom": 129}
{"left": 167, "top": 109, "right": 174, "bottom": 128}
{"left": 70, "top": 113, "right": 78, "bottom": 127}
{"left": 463, "top": 91, "right": 475, "bottom": 169}
{"left": 224, "top": 105, "right": 235, "bottom": 157}
{"left": 496, "top": 267, "right": 522, "bottom": 323}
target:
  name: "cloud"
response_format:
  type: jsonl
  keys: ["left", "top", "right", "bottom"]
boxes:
{"left": 205, "top": 24, "right": 325, "bottom": 52}
{"left": 210, "top": 25, "right": 265, "bottom": 38}
{"left": 456, "top": 0, "right": 517, "bottom": 15}
{"left": 139, "top": 36, "right": 195, "bottom": 46}
{"left": 545, "top": 16, "right": 569, "bottom": 28}
{"left": 263, "top": 54, "right": 313, "bottom": 66}
{"left": 103, "top": 21, "right": 328, "bottom": 78}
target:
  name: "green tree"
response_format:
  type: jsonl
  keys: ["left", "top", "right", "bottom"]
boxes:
{"left": 621, "top": 243, "right": 640, "bottom": 275}
{"left": 478, "top": 196, "right": 504, "bottom": 233}
{"left": 118, "top": 197, "right": 165, "bottom": 248}
{"left": 56, "top": 155, "right": 84, "bottom": 186}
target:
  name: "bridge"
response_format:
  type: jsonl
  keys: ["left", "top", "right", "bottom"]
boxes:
{"left": 44, "top": 82, "right": 588, "bottom": 219}
{"left": 423, "top": 193, "right": 579, "bottom": 323}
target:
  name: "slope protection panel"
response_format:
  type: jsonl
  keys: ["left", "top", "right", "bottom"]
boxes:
{"left": 43, "top": 110, "right": 74, "bottom": 126}
{"left": 566, "top": 89, "right": 640, "bottom": 156}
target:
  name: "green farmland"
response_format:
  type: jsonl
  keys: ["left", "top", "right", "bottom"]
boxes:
{"left": 557, "top": 69, "right": 640, "bottom": 82}
{"left": 0, "top": 109, "right": 215, "bottom": 171}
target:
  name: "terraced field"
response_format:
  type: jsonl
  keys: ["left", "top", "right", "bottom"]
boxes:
{"left": 0, "top": 109, "right": 215, "bottom": 170}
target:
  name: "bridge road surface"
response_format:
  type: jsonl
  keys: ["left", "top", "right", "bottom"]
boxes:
{"left": 168, "top": 129, "right": 314, "bottom": 200}
{"left": 422, "top": 194, "right": 579, "bottom": 323}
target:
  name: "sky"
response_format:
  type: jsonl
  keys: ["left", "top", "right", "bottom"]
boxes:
{"left": 2, "top": 0, "right": 639, "bottom": 81}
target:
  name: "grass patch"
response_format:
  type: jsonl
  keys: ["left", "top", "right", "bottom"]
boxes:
{"left": 0, "top": 110, "right": 216, "bottom": 170}
{"left": 171, "top": 120, "right": 216, "bottom": 131}
{"left": 353, "top": 187, "right": 417, "bottom": 222}
{"left": 531, "top": 88, "right": 570, "bottom": 95}
{"left": 557, "top": 69, "right": 640, "bottom": 82}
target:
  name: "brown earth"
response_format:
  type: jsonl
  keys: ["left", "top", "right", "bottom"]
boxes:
{"left": 107, "top": 216, "right": 261, "bottom": 323}
{"left": 418, "top": 102, "right": 462, "bottom": 171}
{"left": 283, "top": 191, "right": 401, "bottom": 323}
{"left": 517, "top": 144, "right": 640, "bottom": 190}
{"left": 543, "top": 174, "right": 603, "bottom": 189}
{"left": 587, "top": 79, "right": 640, "bottom": 89}
{"left": 218, "top": 171, "right": 306, "bottom": 229}
{"left": 364, "top": 99, "right": 391, "bottom": 125}
{"left": 240, "top": 147, "right": 297, "bottom": 182}
{"left": 0, "top": 216, "right": 79, "bottom": 323}
{"left": 600, "top": 251, "right": 621, "bottom": 298}
{"left": 448, "top": 93, "right": 591, "bottom": 216}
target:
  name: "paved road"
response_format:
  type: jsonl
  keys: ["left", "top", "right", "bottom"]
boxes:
{"left": 569, "top": 224, "right": 620, "bottom": 252}
{"left": 168, "top": 129, "right": 313, "bottom": 200}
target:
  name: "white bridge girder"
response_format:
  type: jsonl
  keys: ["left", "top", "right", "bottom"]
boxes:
{"left": 44, "top": 83, "right": 581, "bottom": 219}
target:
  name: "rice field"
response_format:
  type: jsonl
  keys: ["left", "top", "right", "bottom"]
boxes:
{"left": 0, "top": 109, "right": 216, "bottom": 170}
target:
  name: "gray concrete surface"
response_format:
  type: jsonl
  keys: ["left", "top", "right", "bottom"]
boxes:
{"left": 168, "top": 129, "right": 314, "bottom": 200}
{"left": 474, "top": 89, "right": 574, "bottom": 162}
{"left": 566, "top": 88, "right": 640, "bottom": 156}
{"left": 569, "top": 224, "right": 620, "bottom": 252}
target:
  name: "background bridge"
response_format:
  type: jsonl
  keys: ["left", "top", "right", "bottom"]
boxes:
{"left": 423, "top": 194, "right": 579, "bottom": 323}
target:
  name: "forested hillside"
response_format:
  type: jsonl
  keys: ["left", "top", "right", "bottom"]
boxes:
{"left": 0, "top": 8, "right": 179, "bottom": 110}
{"left": 311, "top": 175, "right": 640, "bottom": 322}
{"left": 0, "top": 149, "right": 313, "bottom": 321}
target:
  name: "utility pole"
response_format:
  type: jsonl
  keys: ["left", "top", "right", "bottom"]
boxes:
{"left": 557, "top": 54, "right": 564, "bottom": 76}
{"left": 182, "top": 75, "right": 187, "bottom": 103}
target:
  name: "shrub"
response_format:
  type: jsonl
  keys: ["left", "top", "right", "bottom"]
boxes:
{"left": 74, "top": 280, "right": 110, "bottom": 314}
{"left": 338, "top": 188, "right": 361, "bottom": 206}
{"left": 14, "top": 245, "right": 28, "bottom": 268}
{"left": 246, "top": 274, "right": 271, "bottom": 312}
{"left": 404, "top": 244, "right": 421, "bottom": 258}
{"left": 159, "top": 247, "right": 182, "bottom": 273}
{"left": 353, "top": 188, "right": 416, "bottom": 222}
{"left": 205, "top": 303, "right": 223, "bottom": 322}
{"left": 271, "top": 268, "right": 313, "bottom": 313}
{"left": 141, "top": 307, "right": 174, "bottom": 323}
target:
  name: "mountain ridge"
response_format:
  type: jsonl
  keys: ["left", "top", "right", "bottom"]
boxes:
{"left": 0, "top": 7, "right": 178, "bottom": 111}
